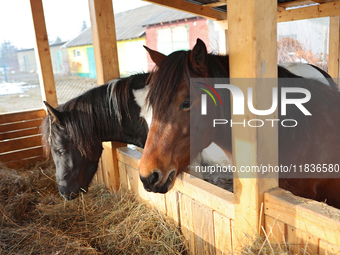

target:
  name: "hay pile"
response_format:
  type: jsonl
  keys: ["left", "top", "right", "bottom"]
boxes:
{"left": 0, "top": 160, "right": 188, "bottom": 254}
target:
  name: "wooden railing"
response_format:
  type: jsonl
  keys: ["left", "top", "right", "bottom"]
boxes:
{"left": 0, "top": 108, "right": 46, "bottom": 168}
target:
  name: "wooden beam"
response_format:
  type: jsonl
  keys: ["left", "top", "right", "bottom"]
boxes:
{"left": 278, "top": 1, "right": 340, "bottom": 22}
{"left": 89, "top": 0, "right": 120, "bottom": 84}
{"left": 278, "top": 0, "right": 316, "bottom": 8}
{"left": 228, "top": 0, "right": 278, "bottom": 248}
{"left": 329, "top": 16, "right": 340, "bottom": 86}
{"left": 202, "top": 0, "right": 227, "bottom": 7}
{"left": 0, "top": 119, "right": 43, "bottom": 133}
{"left": 265, "top": 188, "right": 340, "bottom": 247}
{"left": 142, "top": 0, "right": 227, "bottom": 20}
{"left": 312, "top": 0, "right": 340, "bottom": 3}
{"left": 30, "top": 0, "right": 57, "bottom": 108}
{"left": 88, "top": 0, "right": 126, "bottom": 192}
{"left": 0, "top": 108, "right": 45, "bottom": 124}
{"left": 0, "top": 135, "right": 42, "bottom": 154}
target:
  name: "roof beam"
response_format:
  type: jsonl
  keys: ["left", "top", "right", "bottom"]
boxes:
{"left": 311, "top": 0, "right": 340, "bottom": 3}
{"left": 202, "top": 0, "right": 227, "bottom": 7}
{"left": 278, "top": 0, "right": 316, "bottom": 8}
{"left": 142, "top": 0, "right": 227, "bottom": 20}
{"left": 278, "top": 1, "right": 340, "bottom": 22}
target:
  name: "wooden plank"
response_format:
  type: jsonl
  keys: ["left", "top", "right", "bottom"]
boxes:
{"left": 123, "top": 163, "right": 167, "bottom": 213}
{"left": 89, "top": 0, "right": 120, "bottom": 85}
{"left": 165, "top": 189, "right": 179, "bottom": 225}
{"left": 265, "top": 188, "right": 340, "bottom": 247}
{"left": 3, "top": 155, "right": 45, "bottom": 169}
{"left": 0, "top": 127, "right": 40, "bottom": 141}
{"left": 313, "top": 0, "right": 340, "bottom": 3}
{"left": 89, "top": 0, "right": 121, "bottom": 193}
{"left": 102, "top": 142, "right": 126, "bottom": 191}
{"left": 319, "top": 240, "right": 340, "bottom": 255}
{"left": 329, "top": 16, "right": 340, "bottom": 86}
{"left": 118, "top": 161, "right": 128, "bottom": 189}
{"left": 264, "top": 215, "right": 287, "bottom": 244}
{"left": 96, "top": 157, "right": 105, "bottom": 185}
{"left": 0, "top": 146, "right": 43, "bottom": 163}
{"left": 143, "top": 0, "right": 227, "bottom": 21}
{"left": 179, "top": 193, "right": 195, "bottom": 254}
{"left": 117, "top": 147, "right": 234, "bottom": 217}
{"left": 174, "top": 172, "right": 234, "bottom": 219}
{"left": 202, "top": 0, "right": 227, "bottom": 7}
{"left": 192, "top": 200, "right": 215, "bottom": 255}
{"left": 228, "top": 0, "right": 278, "bottom": 245}
{"left": 0, "top": 135, "right": 42, "bottom": 154}
{"left": 125, "top": 164, "right": 140, "bottom": 196}
{"left": 30, "top": 0, "right": 57, "bottom": 107}
{"left": 287, "top": 226, "right": 319, "bottom": 255}
{"left": 116, "top": 147, "right": 142, "bottom": 170}
{"left": 278, "top": 0, "right": 316, "bottom": 8}
{"left": 0, "top": 109, "right": 46, "bottom": 124}
{"left": 213, "top": 211, "right": 233, "bottom": 255}
{"left": 0, "top": 119, "right": 43, "bottom": 133}
{"left": 278, "top": 2, "right": 340, "bottom": 23}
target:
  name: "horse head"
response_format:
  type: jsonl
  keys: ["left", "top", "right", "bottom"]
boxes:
{"left": 139, "top": 39, "right": 230, "bottom": 193}
{"left": 42, "top": 102, "right": 102, "bottom": 200}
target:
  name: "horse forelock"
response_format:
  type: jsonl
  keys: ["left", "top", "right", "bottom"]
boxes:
{"left": 147, "top": 51, "right": 188, "bottom": 119}
{"left": 147, "top": 50, "right": 230, "bottom": 119}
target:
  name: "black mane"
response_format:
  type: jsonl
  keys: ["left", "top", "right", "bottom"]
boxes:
{"left": 41, "top": 73, "right": 149, "bottom": 159}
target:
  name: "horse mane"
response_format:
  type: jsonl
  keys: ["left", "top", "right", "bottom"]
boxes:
{"left": 147, "top": 50, "right": 230, "bottom": 119}
{"left": 147, "top": 48, "right": 340, "bottom": 140}
{"left": 41, "top": 73, "right": 149, "bottom": 159}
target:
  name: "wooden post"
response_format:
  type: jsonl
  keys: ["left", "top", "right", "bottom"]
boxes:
{"left": 228, "top": 0, "right": 278, "bottom": 250}
{"left": 88, "top": 0, "right": 125, "bottom": 191}
{"left": 30, "top": 0, "right": 58, "bottom": 107}
{"left": 329, "top": 16, "right": 340, "bottom": 87}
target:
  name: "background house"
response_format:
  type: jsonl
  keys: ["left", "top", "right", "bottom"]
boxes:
{"left": 63, "top": 4, "right": 221, "bottom": 77}
{"left": 16, "top": 41, "right": 69, "bottom": 74}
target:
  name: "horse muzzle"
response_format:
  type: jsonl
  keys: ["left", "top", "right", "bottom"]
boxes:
{"left": 58, "top": 185, "right": 87, "bottom": 200}
{"left": 140, "top": 170, "right": 176, "bottom": 193}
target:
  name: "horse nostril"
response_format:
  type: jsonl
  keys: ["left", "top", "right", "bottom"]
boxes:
{"left": 148, "top": 171, "right": 160, "bottom": 186}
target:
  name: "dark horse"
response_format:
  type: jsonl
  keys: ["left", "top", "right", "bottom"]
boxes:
{"left": 139, "top": 39, "right": 340, "bottom": 209}
{"left": 41, "top": 73, "right": 151, "bottom": 200}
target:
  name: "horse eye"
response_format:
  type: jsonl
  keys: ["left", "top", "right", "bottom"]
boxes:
{"left": 57, "top": 149, "right": 66, "bottom": 156}
{"left": 180, "top": 100, "right": 192, "bottom": 110}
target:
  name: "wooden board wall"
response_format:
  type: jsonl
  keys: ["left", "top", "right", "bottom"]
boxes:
{"left": 116, "top": 147, "right": 235, "bottom": 255}
{"left": 264, "top": 188, "right": 340, "bottom": 255}
{"left": 0, "top": 109, "right": 46, "bottom": 168}
{"left": 118, "top": 147, "right": 340, "bottom": 255}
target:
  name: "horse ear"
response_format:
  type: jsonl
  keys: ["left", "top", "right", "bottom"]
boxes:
{"left": 190, "top": 38, "right": 208, "bottom": 75}
{"left": 44, "top": 101, "right": 62, "bottom": 124}
{"left": 143, "top": 45, "right": 166, "bottom": 66}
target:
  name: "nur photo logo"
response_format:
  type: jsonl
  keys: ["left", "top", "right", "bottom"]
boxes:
{"left": 196, "top": 80, "right": 312, "bottom": 128}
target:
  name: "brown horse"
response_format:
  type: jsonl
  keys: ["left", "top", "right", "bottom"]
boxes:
{"left": 139, "top": 39, "right": 340, "bottom": 208}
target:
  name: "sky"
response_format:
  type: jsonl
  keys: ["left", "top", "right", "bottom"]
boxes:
{"left": 0, "top": 0, "right": 150, "bottom": 50}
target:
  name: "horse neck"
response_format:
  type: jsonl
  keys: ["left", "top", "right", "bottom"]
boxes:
{"left": 96, "top": 80, "right": 148, "bottom": 148}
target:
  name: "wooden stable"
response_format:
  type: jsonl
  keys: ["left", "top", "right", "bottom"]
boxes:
{"left": 1, "top": 0, "right": 340, "bottom": 254}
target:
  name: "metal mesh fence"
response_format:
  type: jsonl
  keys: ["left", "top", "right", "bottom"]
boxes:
{"left": 55, "top": 76, "right": 98, "bottom": 105}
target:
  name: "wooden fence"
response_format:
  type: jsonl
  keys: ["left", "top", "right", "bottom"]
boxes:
{"left": 116, "top": 146, "right": 340, "bottom": 255}
{"left": 0, "top": 108, "right": 46, "bottom": 169}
